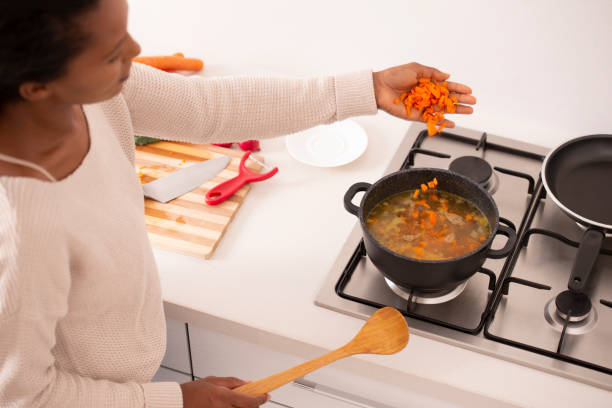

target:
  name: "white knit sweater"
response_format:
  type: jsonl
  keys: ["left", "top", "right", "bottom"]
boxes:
{"left": 0, "top": 63, "right": 377, "bottom": 407}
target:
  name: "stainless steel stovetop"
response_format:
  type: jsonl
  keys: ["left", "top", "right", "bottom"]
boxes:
{"left": 315, "top": 124, "right": 612, "bottom": 390}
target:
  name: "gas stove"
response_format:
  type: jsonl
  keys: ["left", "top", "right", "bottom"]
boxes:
{"left": 315, "top": 125, "right": 612, "bottom": 390}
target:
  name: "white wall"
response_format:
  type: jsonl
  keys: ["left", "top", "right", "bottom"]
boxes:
{"left": 127, "top": 0, "right": 612, "bottom": 147}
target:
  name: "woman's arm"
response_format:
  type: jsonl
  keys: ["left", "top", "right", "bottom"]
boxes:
{"left": 121, "top": 63, "right": 377, "bottom": 144}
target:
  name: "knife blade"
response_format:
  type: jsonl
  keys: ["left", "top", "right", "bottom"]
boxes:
{"left": 142, "top": 155, "right": 231, "bottom": 203}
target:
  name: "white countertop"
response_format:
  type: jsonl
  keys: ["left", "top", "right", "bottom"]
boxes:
{"left": 127, "top": 0, "right": 612, "bottom": 406}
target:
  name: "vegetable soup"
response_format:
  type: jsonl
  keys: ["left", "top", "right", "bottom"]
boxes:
{"left": 366, "top": 185, "right": 491, "bottom": 261}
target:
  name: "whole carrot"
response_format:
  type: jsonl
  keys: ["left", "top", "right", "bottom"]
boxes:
{"left": 133, "top": 55, "right": 204, "bottom": 71}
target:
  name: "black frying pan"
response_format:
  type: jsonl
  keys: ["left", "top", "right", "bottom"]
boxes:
{"left": 541, "top": 134, "right": 612, "bottom": 293}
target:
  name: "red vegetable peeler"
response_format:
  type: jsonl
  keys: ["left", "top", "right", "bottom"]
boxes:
{"left": 205, "top": 150, "right": 278, "bottom": 205}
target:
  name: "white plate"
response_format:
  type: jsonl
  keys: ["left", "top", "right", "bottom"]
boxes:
{"left": 285, "top": 119, "right": 368, "bottom": 167}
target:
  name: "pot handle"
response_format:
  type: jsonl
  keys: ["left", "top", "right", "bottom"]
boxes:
{"left": 568, "top": 228, "right": 605, "bottom": 293}
{"left": 486, "top": 224, "right": 517, "bottom": 259}
{"left": 343, "top": 182, "right": 371, "bottom": 216}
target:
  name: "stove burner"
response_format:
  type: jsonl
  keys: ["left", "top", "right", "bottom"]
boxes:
{"left": 544, "top": 297, "right": 598, "bottom": 335}
{"left": 385, "top": 278, "right": 468, "bottom": 304}
{"left": 555, "top": 290, "right": 592, "bottom": 322}
{"left": 449, "top": 156, "right": 493, "bottom": 185}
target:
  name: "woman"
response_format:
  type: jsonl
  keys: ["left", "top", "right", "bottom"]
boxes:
{"left": 0, "top": 0, "right": 475, "bottom": 407}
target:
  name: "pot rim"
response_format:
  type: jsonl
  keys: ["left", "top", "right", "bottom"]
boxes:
{"left": 359, "top": 167, "right": 501, "bottom": 264}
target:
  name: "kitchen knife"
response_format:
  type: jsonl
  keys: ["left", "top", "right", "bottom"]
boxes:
{"left": 142, "top": 155, "right": 231, "bottom": 203}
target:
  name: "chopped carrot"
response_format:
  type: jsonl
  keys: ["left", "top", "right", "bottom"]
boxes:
{"left": 415, "top": 200, "right": 430, "bottom": 208}
{"left": 413, "top": 189, "right": 420, "bottom": 199}
{"left": 433, "top": 178, "right": 438, "bottom": 186}
{"left": 133, "top": 55, "right": 204, "bottom": 71}
{"left": 466, "top": 214, "right": 473, "bottom": 221}
{"left": 414, "top": 247, "right": 425, "bottom": 256}
{"left": 400, "top": 78, "right": 458, "bottom": 136}
{"left": 421, "top": 184, "right": 428, "bottom": 192}
{"left": 393, "top": 98, "right": 400, "bottom": 104}
{"left": 428, "top": 211, "right": 437, "bottom": 225}
{"left": 428, "top": 181, "right": 436, "bottom": 189}
{"left": 426, "top": 121, "right": 437, "bottom": 136}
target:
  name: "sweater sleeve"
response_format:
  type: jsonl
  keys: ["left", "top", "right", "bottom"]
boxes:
{"left": 121, "top": 62, "right": 377, "bottom": 144}
{"left": 0, "top": 184, "right": 183, "bottom": 408}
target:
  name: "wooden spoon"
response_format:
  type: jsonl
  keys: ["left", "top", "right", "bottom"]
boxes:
{"left": 234, "top": 307, "right": 409, "bottom": 396}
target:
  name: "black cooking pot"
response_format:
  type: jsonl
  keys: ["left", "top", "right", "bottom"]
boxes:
{"left": 344, "top": 168, "right": 516, "bottom": 291}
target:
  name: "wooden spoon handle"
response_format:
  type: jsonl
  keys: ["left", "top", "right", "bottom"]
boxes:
{"left": 234, "top": 346, "right": 353, "bottom": 395}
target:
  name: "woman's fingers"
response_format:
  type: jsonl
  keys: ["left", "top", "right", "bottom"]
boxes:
{"left": 204, "top": 376, "right": 247, "bottom": 389}
{"left": 412, "top": 63, "right": 450, "bottom": 82}
{"left": 231, "top": 390, "right": 269, "bottom": 408}
{"left": 420, "top": 103, "right": 474, "bottom": 115}
{"left": 445, "top": 81, "right": 472, "bottom": 94}
{"left": 454, "top": 104, "right": 474, "bottom": 114}
{"left": 453, "top": 93, "right": 477, "bottom": 105}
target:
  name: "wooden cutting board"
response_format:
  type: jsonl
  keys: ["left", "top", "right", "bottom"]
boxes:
{"left": 134, "top": 141, "right": 264, "bottom": 259}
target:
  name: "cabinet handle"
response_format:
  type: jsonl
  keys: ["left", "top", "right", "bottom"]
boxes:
{"left": 292, "top": 378, "right": 398, "bottom": 408}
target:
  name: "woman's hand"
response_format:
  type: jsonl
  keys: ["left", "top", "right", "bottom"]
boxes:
{"left": 181, "top": 376, "right": 269, "bottom": 408}
{"left": 372, "top": 62, "right": 476, "bottom": 128}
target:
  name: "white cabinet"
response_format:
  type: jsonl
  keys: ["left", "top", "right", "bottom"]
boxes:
{"left": 187, "top": 322, "right": 478, "bottom": 408}
{"left": 263, "top": 379, "right": 400, "bottom": 408}
{"left": 161, "top": 316, "right": 192, "bottom": 375}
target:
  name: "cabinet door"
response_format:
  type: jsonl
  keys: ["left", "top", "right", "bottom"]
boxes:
{"left": 188, "top": 325, "right": 404, "bottom": 408}
{"left": 189, "top": 323, "right": 303, "bottom": 380}
{"left": 268, "top": 379, "right": 399, "bottom": 408}
{"left": 162, "top": 317, "right": 192, "bottom": 375}
{"left": 188, "top": 323, "right": 485, "bottom": 408}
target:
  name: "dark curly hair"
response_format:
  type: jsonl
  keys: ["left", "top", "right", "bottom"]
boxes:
{"left": 0, "top": 0, "right": 100, "bottom": 109}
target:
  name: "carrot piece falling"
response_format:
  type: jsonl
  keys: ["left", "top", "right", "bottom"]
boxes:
{"left": 133, "top": 54, "right": 204, "bottom": 71}
{"left": 400, "top": 78, "right": 458, "bottom": 136}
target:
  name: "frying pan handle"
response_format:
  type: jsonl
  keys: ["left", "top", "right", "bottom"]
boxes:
{"left": 343, "top": 182, "right": 371, "bottom": 216}
{"left": 568, "top": 229, "right": 605, "bottom": 292}
{"left": 486, "top": 224, "right": 517, "bottom": 259}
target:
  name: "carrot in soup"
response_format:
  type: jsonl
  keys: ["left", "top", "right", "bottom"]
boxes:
{"left": 365, "top": 182, "right": 490, "bottom": 260}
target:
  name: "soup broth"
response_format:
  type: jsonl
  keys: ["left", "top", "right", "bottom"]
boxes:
{"left": 366, "top": 188, "right": 491, "bottom": 260}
